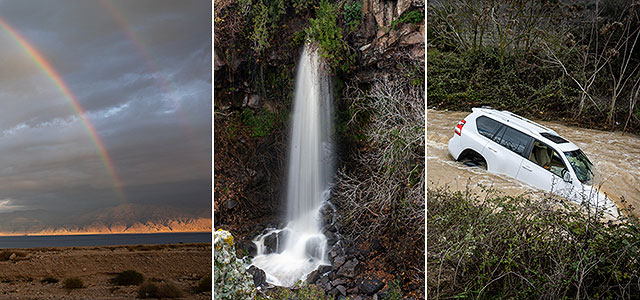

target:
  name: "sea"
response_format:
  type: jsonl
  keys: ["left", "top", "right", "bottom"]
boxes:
{"left": 0, "top": 232, "right": 212, "bottom": 249}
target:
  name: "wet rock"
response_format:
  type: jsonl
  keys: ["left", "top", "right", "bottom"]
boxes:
{"left": 325, "top": 231, "right": 337, "bottom": 246}
{"left": 247, "top": 266, "right": 266, "bottom": 288}
{"left": 306, "top": 270, "right": 320, "bottom": 284}
{"left": 331, "top": 278, "right": 347, "bottom": 287}
{"left": 318, "top": 265, "right": 332, "bottom": 274}
{"left": 332, "top": 256, "right": 346, "bottom": 268}
{"left": 357, "top": 276, "right": 385, "bottom": 295}
{"left": 336, "top": 285, "right": 347, "bottom": 296}
{"left": 237, "top": 240, "right": 257, "bottom": 257}
{"left": 337, "top": 259, "right": 361, "bottom": 278}
{"left": 263, "top": 230, "right": 288, "bottom": 254}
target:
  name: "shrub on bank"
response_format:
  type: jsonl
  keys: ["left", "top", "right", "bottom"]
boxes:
{"left": 428, "top": 186, "right": 640, "bottom": 299}
{"left": 41, "top": 276, "right": 59, "bottom": 284}
{"left": 195, "top": 274, "right": 212, "bottom": 293}
{"left": 63, "top": 277, "right": 84, "bottom": 289}
{"left": 110, "top": 270, "right": 144, "bottom": 286}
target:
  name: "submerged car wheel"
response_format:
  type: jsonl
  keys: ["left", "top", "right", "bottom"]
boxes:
{"left": 458, "top": 149, "right": 487, "bottom": 169}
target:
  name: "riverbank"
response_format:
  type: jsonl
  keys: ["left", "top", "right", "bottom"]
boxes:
{"left": 0, "top": 243, "right": 211, "bottom": 299}
{"left": 427, "top": 186, "right": 640, "bottom": 299}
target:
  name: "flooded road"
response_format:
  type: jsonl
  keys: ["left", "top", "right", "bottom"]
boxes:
{"left": 427, "top": 109, "right": 640, "bottom": 215}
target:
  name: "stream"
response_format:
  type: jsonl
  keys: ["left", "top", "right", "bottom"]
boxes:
{"left": 428, "top": 109, "right": 640, "bottom": 215}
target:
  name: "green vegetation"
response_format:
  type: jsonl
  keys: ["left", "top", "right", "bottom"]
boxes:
{"left": 41, "top": 276, "right": 59, "bottom": 284}
{"left": 63, "top": 277, "right": 84, "bottom": 290}
{"left": 257, "top": 282, "right": 334, "bottom": 300}
{"left": 383, "top": 280, "right": 404, "bottom": 300}
{"left": 305, "top": 0, "right": 354, "bottom": 73}
{"left": 343, "top": 0, "right": 363, "bottom": 32}
{"left": 428, "top": 186, "right": 640, "bottom": 299}
{"left": 241, "top": 108, "right": 286, "bottom": 137}
{"left": 428, "top": 0, "right": 640, "bottom": 133}
{"left": 110, "top": 270, "right": 144, "bottom": 286}
{"left": 195, "top": 274, "right": 212, "bottom": 293}
{"left": 390, "top": 10, "right": 423, "bottom": 30}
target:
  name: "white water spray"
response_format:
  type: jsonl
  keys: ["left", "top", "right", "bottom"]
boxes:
{"left": 251, "top": 44, "right": 334, "bottom": 287}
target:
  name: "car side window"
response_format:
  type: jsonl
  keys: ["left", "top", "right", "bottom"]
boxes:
{"left": 476, "top": 116, "right": 502, "bottom": 139}
{"left": 494, "top": 126, "right": 532, "bottom": 157}
{"left": 529, "top": 139, "right": 567, "bottom": 178}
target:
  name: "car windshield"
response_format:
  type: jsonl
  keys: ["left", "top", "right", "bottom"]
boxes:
{"left": 564, "top": 149, "right": 594, "bottom": 185}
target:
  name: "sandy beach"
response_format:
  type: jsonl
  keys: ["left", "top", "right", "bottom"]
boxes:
{"left": 0, "top": 243, "right": 211, "bottom": 299}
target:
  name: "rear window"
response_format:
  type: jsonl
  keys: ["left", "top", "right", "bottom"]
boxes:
{"left": 476, "top": 116, "right": 502, "bottom": 139}
{"left": 493, "top": 126, "right": 533, "bottom": 157}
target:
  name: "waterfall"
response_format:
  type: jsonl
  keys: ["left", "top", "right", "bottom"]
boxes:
{"left": 250, "top": 44, "right": 334, "bottom": 287}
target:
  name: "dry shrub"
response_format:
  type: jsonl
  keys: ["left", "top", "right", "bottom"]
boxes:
{"left": 63, "top": 277, "right": 84, "bottom": 289}
{"left": 138, "top": 281, "right": 183, "bottom": 299}
{"left": 334, "top": 70, "right": 425, "bottom": 288}
{"left": 110, "top": 270, "right": 144, "bottom": 286}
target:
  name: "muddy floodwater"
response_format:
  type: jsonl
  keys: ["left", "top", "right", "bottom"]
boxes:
{"left": 428, "top": 109, "right": 640, "bottom": 215}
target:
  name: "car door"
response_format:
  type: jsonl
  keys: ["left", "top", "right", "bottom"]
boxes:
{"left": 518, "top": 139, "right": 574, "bottom": 194}
{"left": 482, "top": 125, "right": 532, "bottom": 178}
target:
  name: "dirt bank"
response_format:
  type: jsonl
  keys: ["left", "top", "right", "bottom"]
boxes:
{"left": 0, "top": 243, "right": 211, "bottom": 299}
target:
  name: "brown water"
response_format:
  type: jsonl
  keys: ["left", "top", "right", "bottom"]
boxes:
{"left": 427, "top": 109, "right": 640, "bottom": 214}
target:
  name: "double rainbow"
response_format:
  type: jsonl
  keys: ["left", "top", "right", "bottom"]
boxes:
{"left": 0, "top": 17, "right": 126, "bottom": 200}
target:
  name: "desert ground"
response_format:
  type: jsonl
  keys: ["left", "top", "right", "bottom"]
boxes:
{"left": 0, "top": 243, "right": 211, "bottom": 299}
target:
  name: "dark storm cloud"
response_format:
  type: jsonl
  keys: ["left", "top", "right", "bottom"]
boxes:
{"left": 0, "top": 0, "right": 211, "bottom": 230}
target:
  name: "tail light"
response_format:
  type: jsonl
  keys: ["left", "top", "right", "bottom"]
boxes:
{"left": 455, "top": 119, "right": 466, "bottom": 136}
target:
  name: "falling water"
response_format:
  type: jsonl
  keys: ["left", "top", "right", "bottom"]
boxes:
{"left": 250, "top": 44, "right": 334, "bottom": 287}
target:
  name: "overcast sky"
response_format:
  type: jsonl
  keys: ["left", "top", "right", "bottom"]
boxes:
{"left": 0, "top": 0, "right": 211, "bottom": 222}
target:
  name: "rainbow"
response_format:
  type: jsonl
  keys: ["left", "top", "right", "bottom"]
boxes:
{"left": 0, "top": 17, "right": 126, "bottom": 201}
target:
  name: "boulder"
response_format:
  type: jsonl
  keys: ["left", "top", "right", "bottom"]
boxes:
{"left": 337, "top": 259, "right": 361, "bottom": 278}
{"left": 247, "top": 266, "right": 266, "bottom": 288}
{"left": 306, "top": 270, "right": 320, "bottom": 284}
{"left": 356, "top": 276, "right": 385, "bottom": 296}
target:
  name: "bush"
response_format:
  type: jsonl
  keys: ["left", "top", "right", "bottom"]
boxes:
{"left": 241, "top": 108, "right": 285, "bottom": 138}
{"left": 305, "top": 0, "right": 354, "bottom": 73}
{"left": 41, "top": 276, "right": 59, "bottom": 284}
{"left": 428, "top": 186, "right": 640, "bottom": 299}
{"left": 110, "top": 270, "right": 144, "bottom": 286}
{"left": 138, "top": 281, "right": 183, "bottom": 299}
{"left": 195, "top": 274, "right": 212, "bottom": 293}
{"left": 390, "top": 9, "right": 423, "bottom": 30}
{"left": 343, "top": 0, "right": 363, "bottom": 31}
{"left": 157, "top": 283, "right": 183, "bottom": 298}
{"left": 138, "top": 282, "right": 159, "bottom": 299}
{"left": 63, "top": 277, "right": 84, "bottom": 289}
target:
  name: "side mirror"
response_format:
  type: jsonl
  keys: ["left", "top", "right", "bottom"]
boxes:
{"left": 562, "top": 169, "right": 572, "bottom": 183}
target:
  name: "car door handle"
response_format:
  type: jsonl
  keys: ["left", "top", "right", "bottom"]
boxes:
{"left": 487, "top": 146, "right": 497, "bottom": 153}
{"left": 522, "top": 165, "right": 533, "bottom": 172}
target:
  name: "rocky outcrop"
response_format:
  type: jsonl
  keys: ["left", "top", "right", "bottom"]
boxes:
{"left": 358, "top": 0, "right": 425, "bottom": 70}
{"left": 214, "top": 230, "right": 256, "bottom": 300}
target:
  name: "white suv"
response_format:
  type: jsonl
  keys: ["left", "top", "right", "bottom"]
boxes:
{"left": 448, "top": 107, "right": 618, "bottom": 216}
